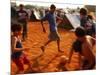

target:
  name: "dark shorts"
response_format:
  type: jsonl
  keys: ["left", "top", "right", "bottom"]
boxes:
{"left": 48, "top": 31, "right": 60, "bottom": 41}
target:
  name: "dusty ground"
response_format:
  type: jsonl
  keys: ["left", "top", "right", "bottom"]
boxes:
{"left": 11, "top": 21, "right": 96, "bottom": 74}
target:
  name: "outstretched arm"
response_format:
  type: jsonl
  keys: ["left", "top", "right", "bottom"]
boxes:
{"left": 41, "top": 20, "right": 46, "bottom": 33}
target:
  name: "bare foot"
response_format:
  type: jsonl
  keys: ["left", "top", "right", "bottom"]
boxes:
{"left": 58, "top": 49, "right": 64, "bottom": 53}
{"left": 40, "top": 46, "right": 45, "bottom": 52}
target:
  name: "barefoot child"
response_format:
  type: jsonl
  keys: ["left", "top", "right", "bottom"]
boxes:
{"left": 11, "top": 24, "right": 33, "bottom": 73}
{"left": 68, "top": 27, "right": 96, "bottom": 70}
{"left": 40, "top": 4, "right": 63, "bottom": 52}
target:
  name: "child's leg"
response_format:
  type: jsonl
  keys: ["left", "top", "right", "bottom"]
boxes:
{"left": 23, "top": 56, "right": 30, "bottom": 64}
{"left": 82, "top": 42, "right": 96, "bottom": 70}
{"left": 13, "top": 58, "right": 24, "bottom": 73}
{"left": 78, "top": 53, "right": 83, "bottom": 70}
{"left": 57, "top": 39, "right": 63, "bottom": 52}
{"left": 23, "top": 22, "right": 27, "bottom": 39}
{"left": 41, "top": 39, "right": 52, "bottom": 52}
{"left": 23, "top": 55, "right": 33, "bottom": 70}
{"left": 22, "top": 23, "right": 25, "bottom": 41}
{"left": 22, "top": 22, "right": 27, "bottom": 41}
{"left": 44, "top": 40, "right": 52, "bottom": 46}
{"left": 86, "top": 52, "right": 95, "bottom": 69}
{"left": 83, "top": 57, "right": 95, "bottom": 70}
{"left": 88, "top": 59, "right": 95, "bottom": 69}
{"left": 82, "top": 51, "right": 95, "bottom": 70}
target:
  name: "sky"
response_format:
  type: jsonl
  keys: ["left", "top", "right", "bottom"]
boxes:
{"left": 11, "top": 0, "right": 96, "bottom": 8}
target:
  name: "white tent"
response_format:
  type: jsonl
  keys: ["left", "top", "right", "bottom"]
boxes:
{"left": 64, "top": 9, "right": 80, "bottom": 29}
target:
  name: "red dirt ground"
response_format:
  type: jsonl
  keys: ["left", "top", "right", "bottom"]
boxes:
{"left": 11, "top": 21, "right": 96, "bottom": 75}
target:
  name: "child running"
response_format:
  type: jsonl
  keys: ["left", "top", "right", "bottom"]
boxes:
{"left": 40, "top": 4, "right": 63, "bottom": 52}
{"left": 11, "top": 24, "right": 33, "bottom": 74}
{"left": 68, "top": 27, "right": 96, "bottom": 70}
